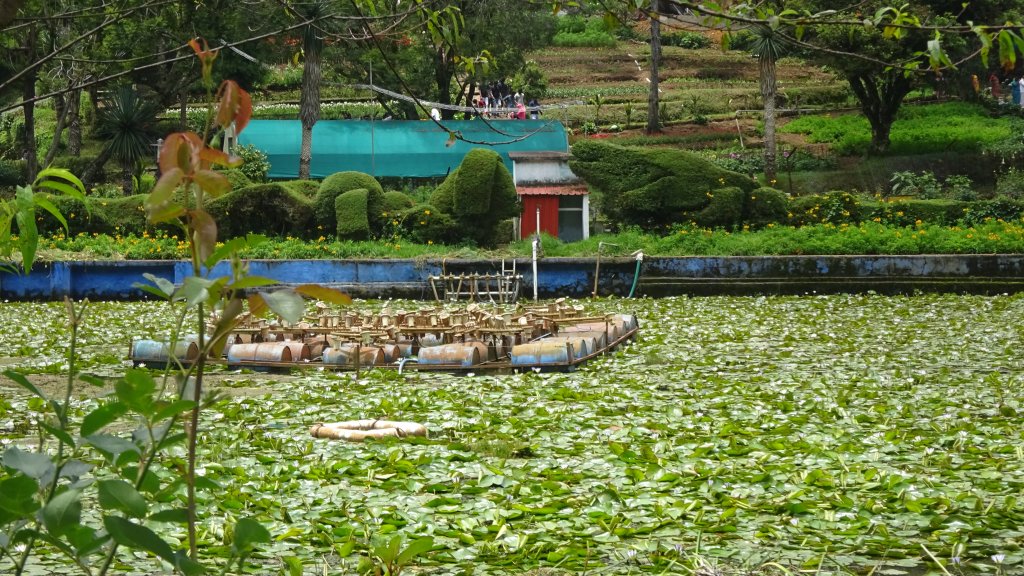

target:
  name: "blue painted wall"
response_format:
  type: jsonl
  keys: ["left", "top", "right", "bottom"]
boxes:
{"left": 2, "top": 255, "right": 1024, "bottom": 301}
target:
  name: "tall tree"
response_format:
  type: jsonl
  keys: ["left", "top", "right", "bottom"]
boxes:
{"left": 646, "top": 0, "right": 662, "bottom": 134}
{"left": 297, "top": 2, "right": 325, "bottom": 180}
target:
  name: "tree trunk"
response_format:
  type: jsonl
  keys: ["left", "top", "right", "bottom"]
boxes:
{"left": 645, "top": 0, "right": 662, "bottom": 135}
{"left": 846, "top": 72, "right": 911, "bottom": 155}
{"left": 122, "top": 163, "right": 134, "bottom": 195}
{"left": 179, "top": 87, "right": 188, "bottom": 131}
{"left": 759, "top": 54, "right": 777, "bottom": 183}
{"left": 43, "top": 93, "right": 71, "bottom": 167}
{"left": 68, "top": 89, "right": 82, "bottom": 156}
{"left": 298, "top": 28, "right": 323, "bottom": 180}
{"left": 22, "top": 27, "right": 38, "bottom": 181}
{"left": 434, "top": 49, "right": 455, "bottom": 120}
{"left": 81, "top": 144, "right": 113, "bottom": 189}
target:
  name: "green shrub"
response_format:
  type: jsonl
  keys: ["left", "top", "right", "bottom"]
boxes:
{"left": 553, "top": 19, "right": 617, "bottom": 48}
{"left": 695, "top": 187, "right": 745, "bottom": 228}
{"left": 662, "top": 31, "right": 711, "bottom": 49}
{"left": 744, "top": 187, "right": 789, "bottom": 228}
{"left": 961, "top": 198, "right": 1024, "bottom": 225}
{"left": 399, "top": 204, "right": 457, "bottom": 244}
{"left": 218, "top": 168, "right": 252, "bottom": 192}
{"left": 569, "top": 139, "right": 755, "bottom": 230}
{"left": 282, "top": 179, "right": 320, "bottom": 199}
{"left": 429, "top": 149, "right": 519, "bottom": 246}
{"left": 49, "top": 155, "right": 100, "bottom": 181}
{"left": 0, "top": 159, "right": 26, "bottom": 186}
{"left": 235, "top": 144, "right": 270, "bottom": 183}
{"left": 382, "top": 190, "right": 414, "bottom": 215}
{"left": 36, "top": 194, "right": 151, "bottom": 236}
{"left": 314, "top": 171, "right": 384, "bottom": 231}
{"left": 208, "top": 183, "right": 313, "bottom": 238}
{"left": 863, "top": 199, "right": 968, "bottom": 226}
{"left": 335, "top": 188, "right": 370, "bottom": 240}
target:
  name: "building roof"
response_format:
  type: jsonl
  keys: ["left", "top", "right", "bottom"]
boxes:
{"left": 516, "top": 185, "right": 589, "bottom": 196}
{"left": 237, "top": 119, "right": 569, "bottom": 179}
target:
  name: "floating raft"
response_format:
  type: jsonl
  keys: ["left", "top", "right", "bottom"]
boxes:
{"left": 131, "top": 300, "right": 638, "bottom": 373}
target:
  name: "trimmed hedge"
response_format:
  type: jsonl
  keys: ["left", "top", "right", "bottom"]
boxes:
{"left": 282, "top": 179, "right": 320, "bottom": 199}
{"left": 744, "top": 187, "right": 789, "bottom": 228}
{"left": 314, "top": 171, "right": 384, "bottom": 232}
{"left": 37, "top": 195, "right": 150, "bottom": 236}
{"left": 429, "top": 148, "right": 519, "bottom": 246}
{"left": 696, "top": 187, "right": 745, "bottom": 228}
{"left": 382, "top": 191, "right": 414, "bottom": 215}
{"left": 335, "top": 188, "right": 370, "bottom": 240}
{"left": 207, "top": 183, "right": 313, "bottom": 239}
{"left": 400, "top": 204, "right": 457, "bottom": 244}
{"left": 570, "top": 140, "right": 756, "bottom": 230}
{"left": 218, "top": 169, "right": 253, "bottom": 192}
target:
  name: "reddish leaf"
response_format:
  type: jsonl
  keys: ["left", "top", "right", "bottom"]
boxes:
{"left": 294, "top": 284, "right": 352, "bottom": 306}
{"left": 247, "top": 293, "right": 268, "bottom": 317}
{"left": 193, "top": 170, "right": 231, "bottom": 198}
{"left": 199, "top": 147, "right": 240, "bottom": 168}
{"left": 216, "top": 81, "right": 240, "bottom": 131}
{"left": 160, "top": 133, "right": 203, "bottom": 176}
{"left": 147, "top": 201, "right": 186, "bottom": 225}
{"left": 235, "top": 88, "right": 252, "bottom": 135}
{"left": 189, "top": 209, "right": 218, "bottom": 263}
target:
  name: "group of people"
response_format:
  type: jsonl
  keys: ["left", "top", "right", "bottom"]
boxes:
{"left": 472, "top": 79, "right": 540, "bottom": 120}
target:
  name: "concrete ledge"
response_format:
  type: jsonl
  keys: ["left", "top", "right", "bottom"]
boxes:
{"left": 1, "top": 255, "right": 1022, "bottom": 300}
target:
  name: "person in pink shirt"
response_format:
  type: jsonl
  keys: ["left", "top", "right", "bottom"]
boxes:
{"left": 515, "top": 101, "right": 527, "bottom": 119}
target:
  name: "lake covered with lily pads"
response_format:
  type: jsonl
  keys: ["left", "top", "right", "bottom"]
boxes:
{"left": 1, "top": 294, "right": 1022, "bottom": 575}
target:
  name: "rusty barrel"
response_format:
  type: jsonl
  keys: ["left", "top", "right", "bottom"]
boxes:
{"left": 541, "top": 336, "right": 594, "bottom": 360}
{"left": 226, "top": 342, "right": 293, "bottom": 363}
{"left": 557, "top": 329, "right": 607, "bottom": 351}
{"left": 380, "top": 344, "right": 402, "bottom": 363}
{"left": 322, "top": 344, "right": 385, "bottom": 367}
{"left": 510, "top": 341, "right": 573, "bottom": 367}
{"left": 463, "top": 340, "right": 496, "bottom": 362}
{"left": 417, "top": 344, "right": 481, "bottom": 368}
{"left": 418, "top": 334, "right": 445, "bottom": 348}
{"left": 131, "top": 339, "right": 199, "bottom": 364}
{"left": 281, "top": 341, "right": 311, "bottom": 361}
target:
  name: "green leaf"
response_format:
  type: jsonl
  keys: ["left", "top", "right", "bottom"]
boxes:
{"left": 40, "top": 422, "right": 75, "bottom": 449}
{"left": 177, "top": 276, "right": 214, "bottom": 308}
{"left": 232, "top": 518, "right": 271, "bottom": 553}
{"left": 32, "top": 195, "right": 68, "bottom": 231}
{"left": 85, "top": 433, "right": 141, "bottom": 461}
{"left": 204, "top": 234, "right": 267, "bottom": 268}
{"left": 98, "top": 479, "right": 149, "bottom": 518}
{"left": 257, "top": 290, "right": 305, "bottom": 324}
{"left": 282, "top": 556, "right": 303, "bottom": 576}
{"left": 396, "top": 536, "right": 434, "bottom": 566}
{"left": 3, "top": 369, "right": 45, "bottom": 399}
{"left": 35, "top": 167, "right": 85, "bottom": 199}
{"left": 152, "top": 399, "right": 196, "bottom": 422}
{"left": 116, "top": 369, "right": 156, "bottom": 415}
{"left": 148, "top": 508, "right": 190, "bottom": 523}
{"left": 141, "top": 272, "right": 177, "bottom": 298}
{"left": 42, "top": 489, "right": 82, "bottom": 536}
{"left": 193, "top": 169, "right": 230, "bottom": 199}
{"left": 0, "top": 474, "right": 40, "bottom": 515}
{"left": 147, "top": 167, "right": 183, "bottom": 210}
{"left": 81, "top": 401, "right": 128, "bottom": 437}
{"left": 103, "top": 515, "right": 176, "bottom": 564}
{"left": 2, "top": 447, "right": 55, "bottom": 481}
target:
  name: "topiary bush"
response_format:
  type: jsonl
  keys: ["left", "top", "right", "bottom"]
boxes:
{"left": 207, "top": 183, "right": 313, "bottom": 238}
{"left": 282, "top": 179, "right": 320, "bottom": 199}
{"left": 218, "top": 168, "right": 252, "bottom": 192}
{"left": 36, "top": 194, "right": 151, "bottom": 236}
{"left": 314, "top": 171, "right": 384, "bottom": 232}
{"left": 695, "top": 187, "right": 745, "bottom": 228}
{"left": 382, "top": 190, "right": 414, "bottom": 215}
{"left": 335, "top": 188, "right": 370, "bottom": 240}
{"left": 744, "top": 187, "right": 789, "bottom": 228}
{"left": 399, "top": 204, "right": 458, "bottom": 244}
{"left": 570, "top": 139, "right": 756, "bottom": 230}
{"left": 429, "top": 148, "right": 520, "bottom": 246}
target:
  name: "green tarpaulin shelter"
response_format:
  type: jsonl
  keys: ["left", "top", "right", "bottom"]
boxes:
{"left": 237, "top": 119, "right": 569, "bottom": 180}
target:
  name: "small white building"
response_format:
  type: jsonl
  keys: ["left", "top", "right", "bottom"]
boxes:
{"left": 509, "top": 151, "right": 589, "bottom": 242}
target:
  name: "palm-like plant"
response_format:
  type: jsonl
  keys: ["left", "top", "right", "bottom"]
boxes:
{"left": 749, "top": 24, "right": 788, "bottom": 183}
{"left": 96, "top": 86, "right": 158, "bottom": 194}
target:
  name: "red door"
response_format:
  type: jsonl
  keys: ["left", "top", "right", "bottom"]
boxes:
{"left": 520, "top": 196, "right": 559, "bottom": 239}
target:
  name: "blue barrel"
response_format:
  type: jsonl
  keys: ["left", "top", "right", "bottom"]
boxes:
{"left": 510, "top": 341, "right": 573, "bottom": 367}
{"left": 131, "top": 339, "right": 199, "bottom": 364}
{"left": 417, "top": 344, "right": 481, "bottom": 367}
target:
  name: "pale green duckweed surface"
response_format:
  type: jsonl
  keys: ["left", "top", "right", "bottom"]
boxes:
{"left": 1, "top": 294, "right": 1022, "bottom": 575}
